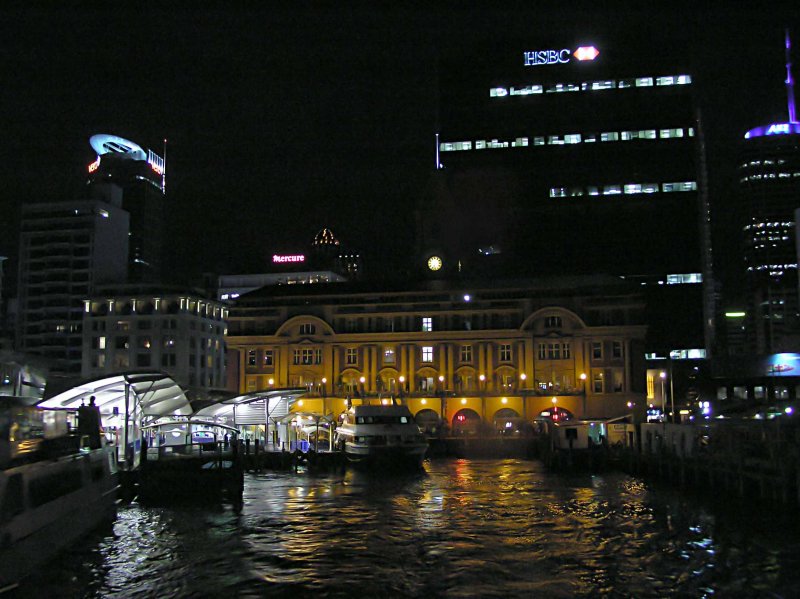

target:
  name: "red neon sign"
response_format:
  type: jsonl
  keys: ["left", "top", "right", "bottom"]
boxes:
{"left": 88, "top": 158, "right": 100, "bottom": 173}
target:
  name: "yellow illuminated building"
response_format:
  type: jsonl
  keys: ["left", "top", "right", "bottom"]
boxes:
{"left": 225, "top": 276, "right": 647, "bottom": 428}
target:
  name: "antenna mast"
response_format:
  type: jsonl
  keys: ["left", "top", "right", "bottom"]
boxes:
{"left": 787, "top": 29, "right": 797, "bottom": 123}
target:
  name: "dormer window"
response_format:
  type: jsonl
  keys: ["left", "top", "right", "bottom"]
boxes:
{"left": 300, "top": 323, "right": 316, "bottom": 335}
{"left": 545, "top": 315, "right": 562, "bottom": 328}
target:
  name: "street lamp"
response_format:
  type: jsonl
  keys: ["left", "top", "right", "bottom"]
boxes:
{"left": 520, "top": 373, "right": 527, "bottom": 420}
{"left": 660, "top": 371, "right": 667, "bottom": 422}
{"left": 579, "top": 373, "right": 587, "bottom": 417}
{"left": 399, "top": 375, "right": 405, "bottom": 399}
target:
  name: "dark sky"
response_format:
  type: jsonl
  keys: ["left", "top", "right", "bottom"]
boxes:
{"left": 1, "top": 6, "right": 799, "bottom": 287}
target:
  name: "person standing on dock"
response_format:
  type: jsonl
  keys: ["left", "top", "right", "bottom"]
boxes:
{"left": 78, "top": 396, "right": 103, "bottom": 449}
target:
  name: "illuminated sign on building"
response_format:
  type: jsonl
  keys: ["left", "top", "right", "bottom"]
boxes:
{"left": 88, "top": 157, "right": 100, "bottom": 173}
{"left": 744, "top": 122, "right": 800, "bottom": 139}
{"left": 523, "top": 46, "right": 599, "bottom": 66}
{"left": 272, "top": 254, "right": 305, "bottom": 264}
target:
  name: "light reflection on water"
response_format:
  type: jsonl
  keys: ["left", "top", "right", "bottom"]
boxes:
{"left": 15, "top": 459, "right": 800, "bottom": 597}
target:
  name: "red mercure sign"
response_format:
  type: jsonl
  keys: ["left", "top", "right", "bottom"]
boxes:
{"left": 273, "top": 254, "right": 305, "bottom": 264}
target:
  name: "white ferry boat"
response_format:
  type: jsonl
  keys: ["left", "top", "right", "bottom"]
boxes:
{"left": 0, "top": 398, "right": 118, "bottom": 590}
{"left": 335, "top": 401, "right": 428, "bottom": 468}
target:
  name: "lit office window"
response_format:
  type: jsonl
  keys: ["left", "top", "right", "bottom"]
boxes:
{"left": 422, "top": 346, "right": 433, "bottom": 363}
{"left": 591, "top": 80, "right": 615, "bottom": 90}
{"left": 509, "top": 85, "right": 542, "bottom": 95}
{"left": 475, "top": 140, "right": 486, "bottom": 149}
{"left": 603, "top": 185, "right": 622, "bottom": 195}
{"left": 688, "top": 127, "right": 695, "bottom": 136}
{"left": 533, "top": 136, "right": 545, "bottom": 146}
{"left": 564, "top": 134, "right": 581, "bottom": 144}
{"left": 568, "top": 187, "right": 584, "bottom": 197}
{"left": 600, "top": 132, "right": 619, "bottom": 142}
{"left": 677, "top": 75, "right": 692, "bottom": 84}
{"left": 512, "top": 137, "right": 529, "bottom": 147}
{"left": 490, "top": 87, "right": 508, "bottom": 97}
{"left": 584, "top": 133, "right": 597, "bottom": 143}
{"left": 618, "top": 79, "right": 634, "bottom": 88}
{"left": 548, "top": 135, "right": 564, "bottom": 145}
{"left": 659, "top": 128, "right": 684, "bottom": 138}
{"left": 422, "top": 317, "right": 433, "bottom": 332}
{"left": 640, "top": 129, "right": 657, "bottom": 139}
{"left": 656, "top": 76, "right": 675, "bottom": 86}
{"left": 550, "top": 188, "right": 567, "bottom": 198}
{"left": 624, "top": 184, "right": 642, "bottom": 194}
{"left": 662, "top": 181, "right": 696, "bottom": 192}
{"left": 635, "top": 77, "right": 653, "bottom": 87}
{"left": 487, "top": 139, "right": 508, "bottom": 149}
{"left": 587, "top": 186, "right": 600, "bottom": 196}
{"left": 642, "top": 183, "right": 659, "bottom": 193}
{"left": 383, "top": 347, "right": 395, "bottom": 364}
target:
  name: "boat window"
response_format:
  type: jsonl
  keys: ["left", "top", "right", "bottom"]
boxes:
{"left": 400, "top": 416, "right": 409, "bottom": 423}
{"left": 1, "top": 474, "right": 24, "bottom": 520}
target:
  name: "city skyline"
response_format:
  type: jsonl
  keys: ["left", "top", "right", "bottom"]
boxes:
{"left": 1, "top": 6, "right": 799, "bottom": 286}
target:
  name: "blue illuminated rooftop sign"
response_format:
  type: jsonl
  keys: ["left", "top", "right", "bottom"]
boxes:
{"left": 744, "top": 122, "right": 800, "bottom": 139}
{"left": 523, "top": 46, "right": 599, "bottom": 66}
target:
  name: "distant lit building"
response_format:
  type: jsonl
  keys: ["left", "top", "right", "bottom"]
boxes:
{"left": 422, "top": 36, "right": 711, "bottom": 357}
{"left": 17, "top": 198, "right": 130, "bottom": 376}
{"left": 225, "top": 276, "right": 648, "bottom": 425}
{"left": 87, "top": 134, "right": 166, "bottom": 283}
{"left": 217, "top": 228, "right": 359, "bottom": 300}
{"left": 735, "top": 32, "right": 800, "bottom": 354}
{"left": 82, "top": 285, "right": 227, "bottom": 392}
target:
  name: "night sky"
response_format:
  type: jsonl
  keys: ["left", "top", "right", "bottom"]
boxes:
{"left": 1, "top": 6, "right": 799, "bottom": 289}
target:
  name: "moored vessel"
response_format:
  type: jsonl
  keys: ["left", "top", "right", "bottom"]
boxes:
{"left": 335, "top": 401, "right": 428, "bottom": 469}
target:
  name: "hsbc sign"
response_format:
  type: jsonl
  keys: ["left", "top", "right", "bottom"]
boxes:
{"left": 523, "top": 46, "right": 599, "bottom": 66}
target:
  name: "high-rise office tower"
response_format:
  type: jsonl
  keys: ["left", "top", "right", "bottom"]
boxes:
{"left": 17, "top": 199, "right": 129, "bottom": 376}
{"left": 17, "top": 134, "right": 165, "bottom": 377}
{"left": 736, "top": 31, "right": 800, "bottom": 354}
{"left": 420, "top": 37, "right": 710, "bottom": 356}
{"left": 87, "top": 134, "right": 166, "bottom": 283}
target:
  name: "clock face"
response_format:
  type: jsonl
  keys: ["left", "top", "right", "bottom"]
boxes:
{"left": 427, "top": 256, "right": 443, "bottom": 271}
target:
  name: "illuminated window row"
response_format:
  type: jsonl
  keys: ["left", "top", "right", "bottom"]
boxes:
{"left": 489, "top": 74, "right": 691, "bottom": 97}
{"left": 441, "top": 127, "right": 693, "bottom": 153}
{"left": 549, "top": 181, "right": 697, "bottom": 198}
{"left": 740, "top": 172, "right": 800, "bottom": 182}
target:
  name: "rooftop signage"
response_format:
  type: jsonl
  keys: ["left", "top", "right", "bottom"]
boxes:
{"left": 272, "top": 254, "right": 305, "bottom": 264}
{"left": 524, "top": 46, "right": 598, "bottom": 66}
{"left": 744, "top": 122, "right": 800, "bottom": 139}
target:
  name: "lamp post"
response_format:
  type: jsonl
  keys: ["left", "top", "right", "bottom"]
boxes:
{"left": 660, "top": 371, "right": 667, "bottom": 422}
{"left": 520, "top": 373, "right": 527, "bottom": 420}
{"left": 579, "top": 372, "right": 587, "bottom": 418}
{"left": 359, "top": 376, "right": 366, "bottom": 402}
{"left": 399, "top": 375, "right": 405, "bottom": 400}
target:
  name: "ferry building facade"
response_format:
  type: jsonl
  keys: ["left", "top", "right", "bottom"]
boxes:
{"left": 224, "top": 276, "right": 647, "bottom": 430}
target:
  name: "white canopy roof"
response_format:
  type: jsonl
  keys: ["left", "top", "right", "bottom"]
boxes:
{"left": 193, "top": 388, "right": 307, "bottom": 420}
{"left": 38, "top": 372, "right": 192, "bottom": 419}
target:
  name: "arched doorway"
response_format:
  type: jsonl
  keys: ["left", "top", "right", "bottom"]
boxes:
{"left": 493, "top": 407, "right": 522, "bottom": 434}
{"left": 415, "top": 408, "right": 441, "bottom": 435}
{"left": 452, "top": 408, "right": 481, "bottom": 436}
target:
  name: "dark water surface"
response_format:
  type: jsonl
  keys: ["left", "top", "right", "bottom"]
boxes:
{"left": 16, "top": 459, "right": 800, "bottom": 597}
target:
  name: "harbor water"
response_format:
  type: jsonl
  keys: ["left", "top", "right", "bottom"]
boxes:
{"left": 16, "top": 459, "right": 800, "bottom": 597}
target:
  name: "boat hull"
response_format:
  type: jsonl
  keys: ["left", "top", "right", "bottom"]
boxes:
{"left": 0, "top": 447, "right": 118, "bottom": 589}
{"left": 344, "top": 442, "right": 428, "bottom": 469}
